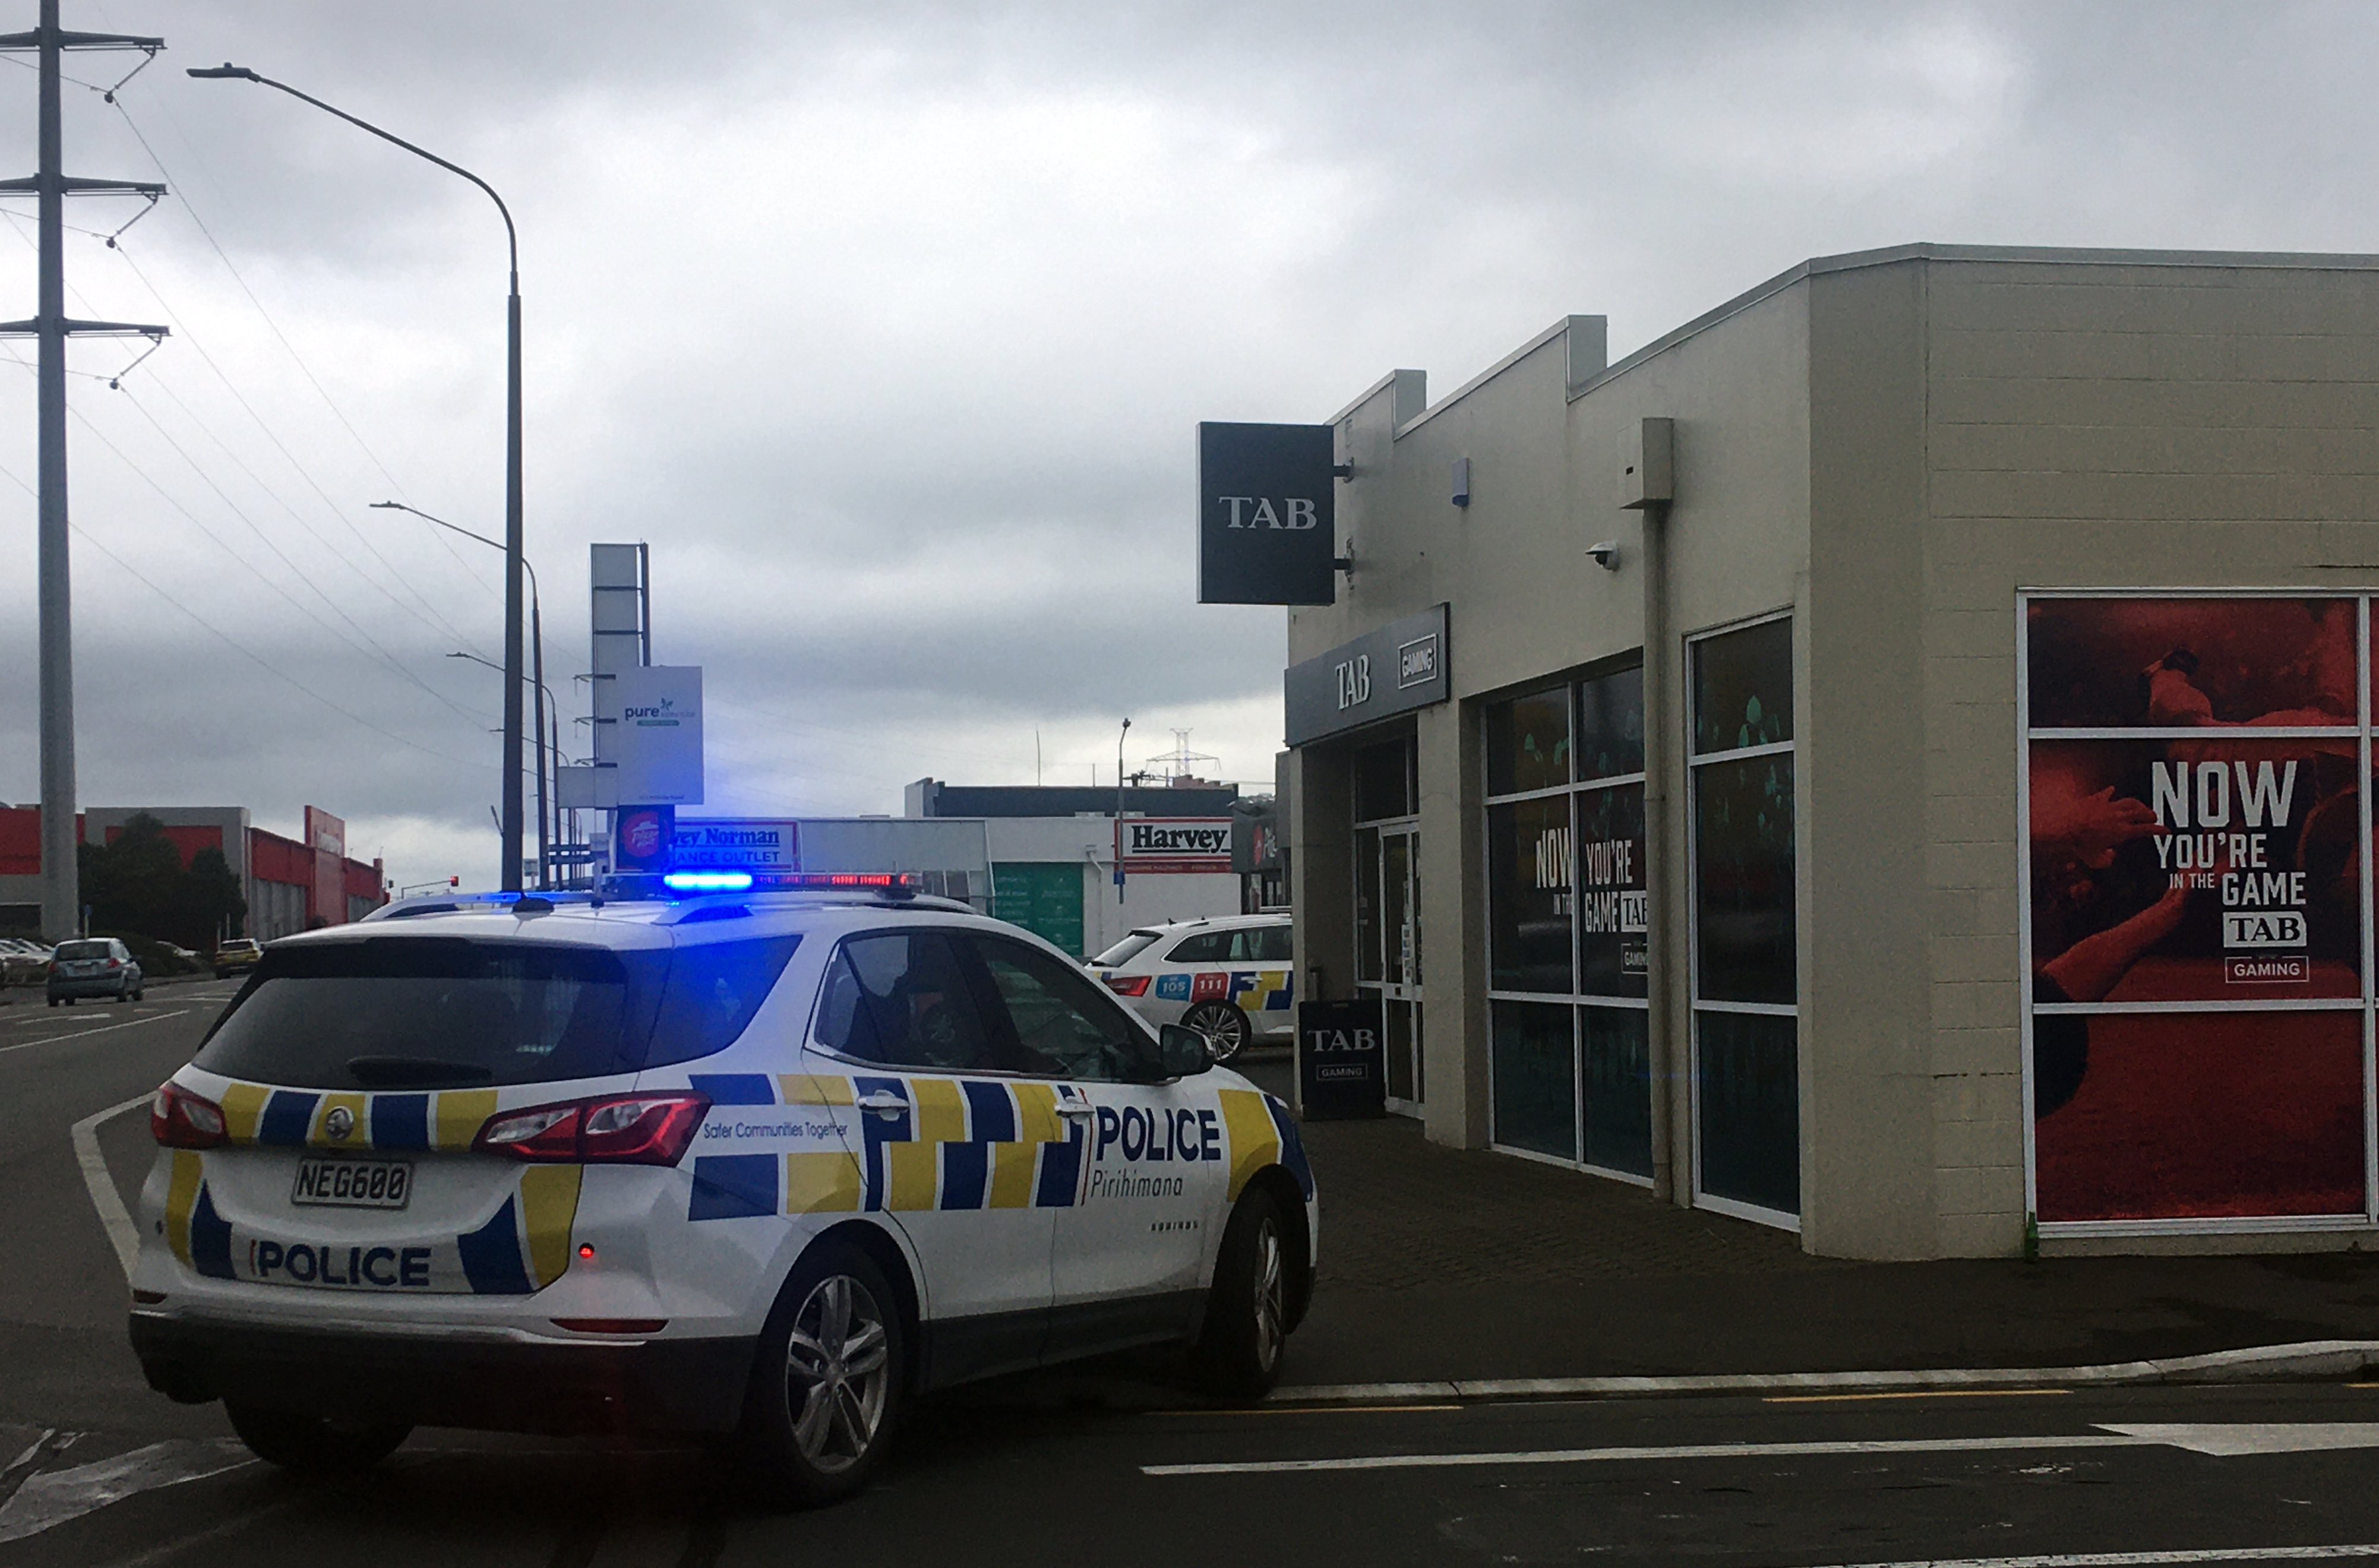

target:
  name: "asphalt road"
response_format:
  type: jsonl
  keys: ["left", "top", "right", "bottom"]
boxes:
{"left": 10, "top": 987, "right": 2379, "bottom": 1567}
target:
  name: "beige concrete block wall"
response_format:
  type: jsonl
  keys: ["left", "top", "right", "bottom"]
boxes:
{"left": 1800, "top": 261, "right": 1936, "bottom": 1259}
{"left": 1915, "top": 255, "right": 2379, "bottom": 1256}
{"left": 1291, "top": 245, "right": 2379, "bottom": 1257}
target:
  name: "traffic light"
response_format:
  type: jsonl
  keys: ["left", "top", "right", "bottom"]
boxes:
{"left": 448, "top": 876, "right": 459, "bottom": 888}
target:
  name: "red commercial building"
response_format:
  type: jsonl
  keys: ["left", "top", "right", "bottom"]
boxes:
{"left": 0, "top": 804, "right": 386, "bottom": 939}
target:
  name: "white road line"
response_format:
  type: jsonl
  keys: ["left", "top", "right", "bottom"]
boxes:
{"left": 2103, "top": 1424, "right": 2379, "bottom": 1456}
{"left": 0, "top": 1007, "right": 194, "bottom": 1056}
{"left": 0, "top": 1439, "right": 253, "bottom": 1545}
{"left": 1270, "top": 1341, "right": 2379, "bottom": 1406}
{"left": 1818, "top": 1548, "right": 2379, "bottom": 1567}
{"left": 72, "top": 1093, "right": 157, "bottom": 1281}
{"left": 1145, "top": 1421, "right": 2379, "bottom": 1478}
{"left": 1143, "top": 1431, "right": 2144, "bottom": 1477}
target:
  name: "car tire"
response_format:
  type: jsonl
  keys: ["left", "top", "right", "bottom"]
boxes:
{"left": 224, "top": 1401, "right": 411, "bottom": 1477}
{"left": 1193, "top": 1185, "right": 1291, "bottom": 1400}
{"left": 46, "top": 996, "right": 58, "bottom": 1008}
{"left": 741, "top": 1240, "right": 908, "bottom": 1507}
{"left": 1181, "top": 1002, "right": 1251, "bottom": 1064}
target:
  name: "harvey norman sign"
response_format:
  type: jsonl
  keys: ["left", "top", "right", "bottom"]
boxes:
{"left": 1284, "top": 603, "right": 1450, "bottom": 746}
{"left": 1196, "top": 422, "right": 1337, "bottom": 606}
{"left": 672, "top": 819, "right": 801, "bottom": 872}
{"left": 1116, "top": 817, "right": 1235, "bottom": 875}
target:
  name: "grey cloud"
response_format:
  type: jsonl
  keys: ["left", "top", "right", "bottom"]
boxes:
{"left": 7, "top": 1, "right": 2379, "bottom": 886}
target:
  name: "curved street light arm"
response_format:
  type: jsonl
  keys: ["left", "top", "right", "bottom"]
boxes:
{"left": 189, "top": 64, "right": 516, "bottom": 284}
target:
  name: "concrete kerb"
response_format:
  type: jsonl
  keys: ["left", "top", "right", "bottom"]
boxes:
{"left": 1268, "top": 1340, "right": 2379, "bottom": 1405}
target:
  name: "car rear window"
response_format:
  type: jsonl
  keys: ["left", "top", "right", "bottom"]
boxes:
{"left": 1165, "top": 931, "right": 1230, "bottom": 963}
{"left": 194, "top": 934, "right": 800, "bottom": 1089}
{"left": 1089, "top": 931, "right": 1161, "bottom": 967}
{"left": 55, "top": 940, "right": 110, "bottom": 960}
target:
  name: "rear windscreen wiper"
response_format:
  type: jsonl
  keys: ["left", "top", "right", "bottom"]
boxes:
{"left": 346, "top": 1055, "right": 497, "bottom": 1088}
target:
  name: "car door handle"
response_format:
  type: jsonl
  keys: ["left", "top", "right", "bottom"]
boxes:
{"left": 1053, "top": 1101, "right": 1094, "bottom": 1120}
{"left": 857, "top": 1092, "right": 908, "bottom": 1118}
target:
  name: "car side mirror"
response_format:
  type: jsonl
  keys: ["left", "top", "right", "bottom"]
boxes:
{"left": 1157, "top": 1023, "right": 1215, "bottom": 1079}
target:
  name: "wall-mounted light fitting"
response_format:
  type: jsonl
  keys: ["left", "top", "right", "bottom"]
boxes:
{"left": 1587, "top": 541, "right": 1620, "bottom": 571}
{"left": 1451, "top": 456, "right": 1472, "bottom": 508}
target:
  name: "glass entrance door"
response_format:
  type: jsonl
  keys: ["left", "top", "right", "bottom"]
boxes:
{"left": 1363, "top": 824, "right": 1424, "bottom": 1114}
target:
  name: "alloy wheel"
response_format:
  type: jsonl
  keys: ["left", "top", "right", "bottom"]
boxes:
{"left": 1184, "top": 1003, "right": 1249, "bottom": 1062}
{"left": 782, "top": 1273, "right": 892, "bottom": 1474}
{"left": 1251, "top": 1215, "right": 1284, "bottom": 1372}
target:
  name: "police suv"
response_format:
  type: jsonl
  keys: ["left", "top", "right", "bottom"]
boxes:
{"left": 129, "top": 878, "right": 1317, "bottom": 1504}
{"left": 1089, "top": 914, "right": 1296, "bottom": 1063}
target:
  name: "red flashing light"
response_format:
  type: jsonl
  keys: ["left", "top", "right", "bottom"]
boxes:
{"left": 1103, "top": 974, "right": 1152, "bottom": 997}
{"left": 751, "top": 872, "right": 911, "bottom": 890}
{"left": 474, "top": 1093, "right": 711, "bottom": 1166}
{"left": 152, "top": 1083, "right": 228, "bottom": 1149}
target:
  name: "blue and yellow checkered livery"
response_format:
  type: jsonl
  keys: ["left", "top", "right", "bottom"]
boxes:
{"left": 684, "top": 1071, "right": 1087, "bottom": 1221}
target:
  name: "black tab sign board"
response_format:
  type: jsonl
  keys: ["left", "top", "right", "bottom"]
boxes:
{"left": 1197, "top": 422, "right": 1336, "bottom": 606}
{"left": 1297, "top": 997, "right": 1386, "bottom": 1120}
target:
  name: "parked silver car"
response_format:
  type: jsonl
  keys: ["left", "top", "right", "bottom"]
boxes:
{"left": 1, "top": 937, "right": 52, "bottom": 986}
{"left": 48, "top": 937, "right": 144, "bottom": 1006}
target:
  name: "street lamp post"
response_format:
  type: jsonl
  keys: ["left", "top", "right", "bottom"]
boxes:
{"left": 1116, "top": 716, "right": 1130, "bottom": 906}
{"left": 446, "top": 647, "right": 561, "bottom": 886}
{"left": 194, "top": 63, "right": 528, "bottom": 890}
{"left": 387, "top": 503, "right": 549, "bottom": 887}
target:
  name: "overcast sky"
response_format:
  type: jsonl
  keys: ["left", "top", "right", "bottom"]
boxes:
{"left": 1, "top": 1, "right": 2372, "bottom": 889}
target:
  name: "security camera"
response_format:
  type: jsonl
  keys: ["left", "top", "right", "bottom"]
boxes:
{"left": 1587, "top": 541, "right": 1620, "bottom": 571}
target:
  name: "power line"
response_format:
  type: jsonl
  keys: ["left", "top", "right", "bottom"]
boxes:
{"left": 0, "top": 450, "right": 492, "bottom": 772}
{"left": 0, "top": 219, "right": 492, "bottom": 722}
{"left": 99, "top": 240, "right": 494, "bottom": 652}
{"left": 106, "top": 90, "right": 418, "bottom": 502}
{"left": 105, "top": 382, "right": 495, "bottom": 725}
{"left": 97, "top": 87, "right": 503, "bottom": 609}
{"left": 0, "top": 342, "right": 498, "bottom": 728}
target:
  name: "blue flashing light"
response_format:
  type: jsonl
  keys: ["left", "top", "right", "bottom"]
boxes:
{"left": 664, "top": 870, "right": 754, "bottom": 893}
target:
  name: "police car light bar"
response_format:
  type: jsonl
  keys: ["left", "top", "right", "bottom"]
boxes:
{"left": 661, "top": 870, "right": 755, "bottom": 892}
{"left": 763, "top": 872, "right": 911, "bottom": 889}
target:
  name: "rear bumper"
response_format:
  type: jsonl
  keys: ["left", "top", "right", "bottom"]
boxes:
{"left": 48, "top": 974, "right": 126, "bottom": 997}
{"left": 129, "top": 1311, "right": 756, "bottom": 1436}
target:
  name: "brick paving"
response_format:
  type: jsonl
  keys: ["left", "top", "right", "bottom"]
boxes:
{"left": 1300, "top": 1112, "right": 1844, "bottom": 1288}
{"left": 1233, "top": 1055, "right": 2379, "bottom": 1387}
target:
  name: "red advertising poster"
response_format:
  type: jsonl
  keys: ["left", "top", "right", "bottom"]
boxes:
{"left": 2029, "top": 739, "right": 2359, "bottom": 1004}
{"left": 2027, "top": 597, "right": 2356, "bottom": 729}
{"left": 2026, "top": 596, "right": 2369, "bottom": 1225}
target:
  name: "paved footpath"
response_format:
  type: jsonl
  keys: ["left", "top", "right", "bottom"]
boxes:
{"left": 1230, "top": 1054, "right": 2379, "bottom": 1390}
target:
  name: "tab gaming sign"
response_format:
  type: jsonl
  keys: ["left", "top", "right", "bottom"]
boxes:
{"left": 1196, "top": 422, "right": 1336, "bottom": 605}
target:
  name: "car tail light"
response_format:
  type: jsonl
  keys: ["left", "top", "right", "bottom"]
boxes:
{"left": 106, "top": 957, "right": 122, "bottom": 970}
{"left": 152, "top": 1083, "right": 228, "bottom": 1149}
{"left": 1103, "top": 974, "right": 1151, "bottom": 997}
{"left": 474, "top": 1093, "right": 711, "bottom": 1166}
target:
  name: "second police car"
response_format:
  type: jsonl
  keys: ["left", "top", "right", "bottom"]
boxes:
{"left": 1089, "top": 913, "right": 1295, "bottom": 1063}
{"left": 128, "top": 877, "right": 1317, "bottom": 1504}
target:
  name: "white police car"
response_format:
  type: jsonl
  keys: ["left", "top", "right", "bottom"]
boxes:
{"left": 1089, "top": 913, "right": 1295, "bottom": 1063}
{"left": 129, "top": 878, "right": 1317, "bottom": 1505}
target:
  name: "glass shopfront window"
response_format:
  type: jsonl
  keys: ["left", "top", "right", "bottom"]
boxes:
{"left": 1484, "top": 665, "right": 1653, "bottom": 1181}
{"left": 1489, "top": 795, "right": 1574, "bottom": 994}
{"left": 2023, "top": 594, "right": 2374, "bottom": 1232}
{"left": 1492, "top": 1000, "right": 1578, "bottom": 1161}
{"left": 1691, "top": 615, "right": 1800, "bottom": 1224}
